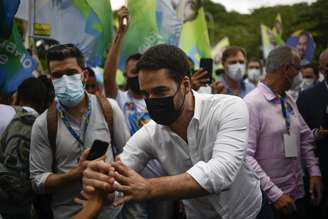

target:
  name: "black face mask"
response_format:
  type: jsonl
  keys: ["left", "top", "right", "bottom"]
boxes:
{"left": 127, "top": 76, "right": 140, "bottom": 93}
{"left": 145, "top": 86, "right": 186, "bottom": 126}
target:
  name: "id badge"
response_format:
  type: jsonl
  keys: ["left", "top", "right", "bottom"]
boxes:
{"left": 283, "top": 134, "right": 298, "bottom": 158}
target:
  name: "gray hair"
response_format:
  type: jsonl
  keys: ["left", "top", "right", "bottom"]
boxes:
{"left": 265, "top": 46, "right": 297, "bottom": 74}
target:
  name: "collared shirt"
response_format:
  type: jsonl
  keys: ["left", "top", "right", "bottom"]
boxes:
{"left": 120, "top": 91, "right": 262, "bottom": 219}
{"left": 29, "top": 94, "right": 130, "bottom": 219}
{"left": 244, "top": 83, "right": 321, "bottom": 202}
{"left": 218, "top": 74, "right": 255, "bottom": 98}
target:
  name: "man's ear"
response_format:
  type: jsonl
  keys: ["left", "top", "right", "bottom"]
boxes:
{"left": 183, "top": 76, "right": 192, "bottom": 93}
{"left": 82, "top": 70, "right": 89, "bottom": 83}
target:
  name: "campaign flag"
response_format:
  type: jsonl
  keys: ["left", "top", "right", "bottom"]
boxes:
{"left": 178, "top": 0, "right": 211, "bottom": 67}
{"left": 0, "top": 0, "right": 37, "bottom": 94}
{"left": 212, "top": 37, "right": 230, "bottom": 70}
{"left": 33, "top": 0, "right": 113, "bottom": 67}
{"left": 287, "top": 30, "right": 315, "bottom": 65}
{"left": 120, "top": 0, "right": 211, "bottom": 69}
{"left": 261, "top": 24, "right": 276, "bottom": 59}
{"left": 119, "top": 0, "right": 180, "bottom": 70}
{"left": 272, "top": 14, "right": 284, "bottom": 46}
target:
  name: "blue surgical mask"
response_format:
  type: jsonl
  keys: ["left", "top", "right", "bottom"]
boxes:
{"left": 53, "top": 74, "right": 85, "bottom": 107}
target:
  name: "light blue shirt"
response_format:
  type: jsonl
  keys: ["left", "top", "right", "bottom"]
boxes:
{"left": 218, "top": 75, "right": 255, "bottom": 98}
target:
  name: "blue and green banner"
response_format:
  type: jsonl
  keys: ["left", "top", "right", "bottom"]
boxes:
{"left": 0, "top": 0, "right": 37, "bottom": 94}
{"left": 119, "top": 0, "right": 210, "bottom": 70}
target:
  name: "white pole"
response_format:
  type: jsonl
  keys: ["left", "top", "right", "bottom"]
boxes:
{"left": 27, "top": 0, "right": 34, "bottom": 48}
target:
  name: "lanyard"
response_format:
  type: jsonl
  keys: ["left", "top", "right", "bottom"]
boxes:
{"left": 56, "top": 97, "right": 92, "bottom": 146}
{"left": 279, "top": 95, "right": 291, "bottom": 134}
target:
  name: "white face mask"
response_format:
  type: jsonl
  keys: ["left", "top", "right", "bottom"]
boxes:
{"left": 302, "top": 78, "right": 315, "bottom": 90}
{"left": 247, "top": 69, "right": 261, "bottom": 81}
{"left": 290, "top": 72, "right": 304, "bottom": 91}
{"left": 227, "top": 63, "right": 246, "bottom": 81}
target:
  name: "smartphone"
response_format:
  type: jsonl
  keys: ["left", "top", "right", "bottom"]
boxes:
{"left": 199, "top": 58, "right": 213, "bottom": 84}
{"left": 87, "top": 140, "right": 109, "bottom": 160}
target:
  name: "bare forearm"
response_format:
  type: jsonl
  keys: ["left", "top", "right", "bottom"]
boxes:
{"left": 44, "top": 168, "right": 81, "bottom": 193}
{"left": 73, "top": 199, "right": 103, "bottom": 219}
{"left": 104, "top": 32, "right": 125, "bottom": 98}
{"left": 147, "top": 173, "right": 208, "bottom": 200}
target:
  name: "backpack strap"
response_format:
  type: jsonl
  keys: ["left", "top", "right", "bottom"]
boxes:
{"left": 96, "top": 96, "right": 117, "bottom": 156}
{"left": 47, "top": 101, "right": 57, "bottom": 172}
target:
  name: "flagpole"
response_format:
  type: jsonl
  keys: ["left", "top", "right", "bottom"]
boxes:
{"left": 27, "top": 0, "right": 34, "bottom": 48}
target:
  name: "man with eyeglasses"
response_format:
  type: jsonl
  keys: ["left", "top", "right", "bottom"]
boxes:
{"left": 211, "top": 46, "right": 255, "bottom": 97}
{"left": 244, "top": 46, "right": 322, "bottom": 219}
{"left": 29, "top": 44, "right": 130, "bottom": 218}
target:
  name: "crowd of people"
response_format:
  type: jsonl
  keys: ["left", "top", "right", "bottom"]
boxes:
{"left": 0, "top": 7, "right": 327, "bottom": 219}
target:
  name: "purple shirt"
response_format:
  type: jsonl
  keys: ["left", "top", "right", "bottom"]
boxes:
{"left": 244, "top": 83, "right": 321, "bottom": 202}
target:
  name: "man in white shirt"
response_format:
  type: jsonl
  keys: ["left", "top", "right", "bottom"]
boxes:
{"left": 103, "top": 7, "right": 173, "bottom": 219}
{"left": 80, "top": 44, "right": 263, "bottom": 219}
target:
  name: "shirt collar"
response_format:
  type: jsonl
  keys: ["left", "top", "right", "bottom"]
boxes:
{"left": 258, "top": 82, "right": 278, "bottom": 102}
{"left": 192, "top": 90, "right": 202, "bottom": 121}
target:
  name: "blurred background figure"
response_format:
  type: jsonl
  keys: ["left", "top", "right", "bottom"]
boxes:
{"left": 301, "top": 63, "right": 320, "bottom": 90}
{"left": 85, "top": 67, "right": 100, "bottom": 95}
{"left": 246, "top": 57, "right": 264, "bottom": 87}
{"left": 211, "top": 46, "right": 255, "bottom": 97}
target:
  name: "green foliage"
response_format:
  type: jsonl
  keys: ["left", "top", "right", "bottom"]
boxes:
{"left": 203, "top": 0, "right": 328, "bottom": 62}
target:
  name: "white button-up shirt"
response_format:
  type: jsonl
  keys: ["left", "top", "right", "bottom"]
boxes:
{"left": 121, "top": 91, "right": 262, "bottom": 219}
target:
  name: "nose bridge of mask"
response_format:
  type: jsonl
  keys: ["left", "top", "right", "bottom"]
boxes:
{"left": 53, "top": 75, "right": 67, "bottom": 93}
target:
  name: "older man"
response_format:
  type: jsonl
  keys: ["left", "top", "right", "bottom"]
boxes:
{"left": 244, "top": 46, "right": 322, "bottom": 219}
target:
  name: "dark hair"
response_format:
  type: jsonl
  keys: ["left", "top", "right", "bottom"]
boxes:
{"left": 37, "top": 75, "right": 55, "bottom": 108}
{"left": 222, "top": 46, "right": 247, "bottom": 64}
{"left": 302, "top": 63, "right": 319, "bottom": 77}
{"left": 46, "top": 44, "right": 85, "bottom": 70}
{"left": 126, "top": 53, "right": 142, "bottom": 64}
{"left": 17, "top": 77, "right": 48, "bottom": 114}
{"left": 136, "top": 44, "right": 190, "bottom": 84}
{"left": 86, "top": 67, "right": 96, "bottom": 78}
{"left": 248, "top": 58, "right": 263, "bottom": 71}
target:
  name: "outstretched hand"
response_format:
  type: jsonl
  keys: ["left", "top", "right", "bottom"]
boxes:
{"left": 110, "top": 161, "right": 151, "bottom": 207}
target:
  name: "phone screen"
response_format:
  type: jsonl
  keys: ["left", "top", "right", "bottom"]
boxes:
{"left": 199, "top": 58, "right": 213, "bottom": 84}
{"left": 87, "top": 140, "right": 109, "bottom": 160}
